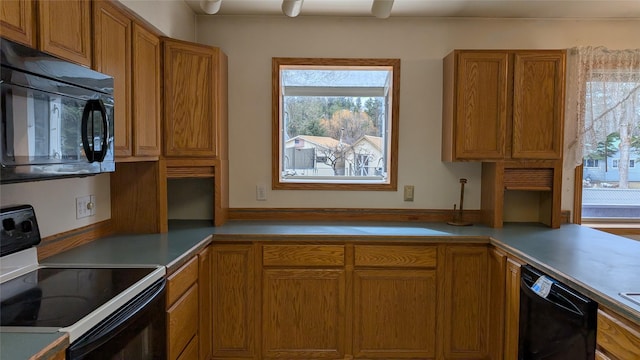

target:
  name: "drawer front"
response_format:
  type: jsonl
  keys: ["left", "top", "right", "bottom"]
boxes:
{"left": 263, "top": 245, "right": 345, "bottom": 266}
{"left": 597, "top": 309, "right": 640, "bottom": 360}
{"left": 355, "top": 245, "right": 437, "bottom": 267}
{"left": 168, "top": 284, "right": 199, "bottom": 360}
{"left": 167, "top": 256, "right": 198, "bottom": 306}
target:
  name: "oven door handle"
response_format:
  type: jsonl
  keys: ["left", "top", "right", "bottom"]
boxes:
{"left": 67, "top": 279, "right": 166, "bottom": 358}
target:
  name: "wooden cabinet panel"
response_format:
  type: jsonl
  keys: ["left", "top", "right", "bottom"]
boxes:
{"left": 442, "top": 49, "right": 565, "bottom": 162}
{"left": 597, "top": 308, "right": 640, "bottom": 360}
{"left": 132, "top": 23, "right": 161, "bottom": 157}
{"left": 168, "top": 284, "right": 199, "bottom": 360}
{"left": 512, "top": 53, "right": 565, "bottom": 159}
{"left": 263, "top": 244, "right": 345, "bottom": 266}
{"left": 0, "top": 0, "right": 36, "bottom": 47}
{"left": 504, "top": 257, "right": 523, "bottom": 360}
{"left": 211, "top": 242, "right": 505, "bottom": 360}
{"left": 353, "top": 269, "right": 437, "bottom": 359}
{"left": 198, "top": 246, "right": 212, "bottom": 360}
{"left": 163, "top": 38, "right": 222, "bottom": 158}
{"left": 262, "top": 268, "right": 346, "bottom": 359}
{"left": 447, "top": 51, "right": 508, "bottom": 161}
{"left": 438, "top": 245, "right": 490, "bottom": 359}
{"left": 488, "top": 248, "right": 507, "bottom": 360}
{"left": 212, "top": 245, "right": 255, "bottom": 358}
{"left": 93, "top": 1, "right": 160, "bottom": 160}
{"left": 93, "top": 0, "right": 132, "bottom": 157}
{"left": 167, "top": 256, "right": 198, "bottom": 306}
{"left": 38, "top": 0, "right": 91, "bottom": 66}
{"left": 354, "top": 245, "right": 436, "bottom": 267}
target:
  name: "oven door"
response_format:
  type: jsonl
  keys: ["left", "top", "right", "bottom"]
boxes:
{"left": 67, "top": 279, "right": 166, "bottom": 360}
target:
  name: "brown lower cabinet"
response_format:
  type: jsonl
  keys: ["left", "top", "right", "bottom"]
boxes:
{"left": 596, "top": 307, "right": 640, "bottom": 360}
{"left": 211, "top": 240, "right": 505, "bottom": 359}
{"left": 166, "top": 246, "right": 212, "bottom": 360}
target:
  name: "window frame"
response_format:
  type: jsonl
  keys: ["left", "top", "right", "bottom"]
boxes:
{"left": 271, "top": 57, "right": 401, "bottom": 191}
{"left": 573, "top": 63, "right": 640, "bottom": 230}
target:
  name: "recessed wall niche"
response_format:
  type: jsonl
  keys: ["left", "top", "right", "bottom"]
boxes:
{"left": 167, "top": 178, "right": 214, "bottom": 221}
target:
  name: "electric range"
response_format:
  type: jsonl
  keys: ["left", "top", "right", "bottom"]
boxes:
{"left": 0, "top": 205, "right": 166, "bottom": 344}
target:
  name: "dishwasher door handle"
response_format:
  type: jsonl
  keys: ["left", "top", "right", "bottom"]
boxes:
{"left": 520, "top": 278, "right": 584, "bottom": 317}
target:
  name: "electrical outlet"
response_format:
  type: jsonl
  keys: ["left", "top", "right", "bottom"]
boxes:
{"left": 76, "top": 196, "right": 91, "bottom": 219}
{"left": 76, "top": 195, "right": 96, "bottom": 219}
{"left": 403, "top": 185, "right": 414, "bottom": 201}
{"left": 256, "top": 183, "right": 267, "bottom": 201}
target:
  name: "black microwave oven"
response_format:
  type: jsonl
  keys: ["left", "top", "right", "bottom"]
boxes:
{"left": 1, "top": 37, "right": 115, "bottom": 184}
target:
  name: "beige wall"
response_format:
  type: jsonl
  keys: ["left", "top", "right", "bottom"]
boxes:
{"left": 195, "top": 16, "right": 640, "bottom": 215}
{"left": 120, "top": 0, "right": 196, "bottom": 41}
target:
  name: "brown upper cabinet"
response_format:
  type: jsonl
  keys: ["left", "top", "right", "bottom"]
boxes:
{"left": 1, "top": 0, "right": 36, "bottom": 47}
{"left": 93, "top": 0, "right": 161, "bottom": 160}
{"left": 2, "top": 0, "right": 92, "bottom": 66}
{"left": 442, "top": 50, "right": 566, "bottom": 162}
{"left": 162, "top": 38, "right": 228, "bottom": 159}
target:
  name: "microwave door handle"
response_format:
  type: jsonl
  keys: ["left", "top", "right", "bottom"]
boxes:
{"left": 95, "top": 100, "right": 109, "bottom": 161}
{"left": 81, "top": 99, "right": 109, "bottom": 162}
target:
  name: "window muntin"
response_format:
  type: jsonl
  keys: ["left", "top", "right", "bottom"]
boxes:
{"left": 272, "top": 58, "right": 400, "bottom": 190}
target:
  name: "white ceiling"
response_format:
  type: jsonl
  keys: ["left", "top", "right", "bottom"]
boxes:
{"left": 185, "top": 0, "right": 640, "bottom": 18}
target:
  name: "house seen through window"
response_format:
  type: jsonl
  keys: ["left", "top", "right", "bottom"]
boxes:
{"left": 272, "top": 58, "right": 400, "bottom": 190}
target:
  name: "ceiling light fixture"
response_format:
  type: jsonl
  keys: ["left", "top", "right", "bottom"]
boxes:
{"left": 371, "top": 0, "right": 394, "bottom": 19}
{"left": 282, "top": 0, "right": 304, "bottom": 17}
{"left": 200, "top": 0, "right": 222, "bottom": 15}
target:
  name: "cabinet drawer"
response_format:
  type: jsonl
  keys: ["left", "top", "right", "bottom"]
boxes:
{"left": 597, "top": 309, "right": 640, "bottom": 360}
{"left": 263, "top": 245, "right": 344, "bottom": 266}
{"left": 355, "top": 245, "right": 437, "bottom": 267}
{"left": 167, "top": 256, "right": 198, "bottom": 306}
{"left": 168, "top": 284, "right": 199, "bottom": 360}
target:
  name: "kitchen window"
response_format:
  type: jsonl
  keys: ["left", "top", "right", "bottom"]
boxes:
{"left": 272, "top": 58, "right": 400, "bottom": 190}
{"left": 567, "top": 46, "right": 640, "bottom": 226}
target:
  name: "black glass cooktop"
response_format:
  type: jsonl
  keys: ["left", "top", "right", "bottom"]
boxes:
{"left": 0, "top": 267, "right": 154, "bottom": 327}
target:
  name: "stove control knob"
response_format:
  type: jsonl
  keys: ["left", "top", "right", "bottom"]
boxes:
{"left": 20, "top": 219, "right": 33, "bottom": 233}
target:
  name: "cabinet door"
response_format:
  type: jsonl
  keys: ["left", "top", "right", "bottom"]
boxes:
{"left": 262, "top": 268, "right": 346, "bottom": 359}
{"left": 438, "top": 245, "right": 490, "bottom": 359}
{"left": 93, "top": 0, "right": 132, "bottom": 157}
{"left": 512, "top": 52, "right": 565, "bottom": 159}
{"left": 353, "top": 269, "right": 437, "bottom": 359}
{"left": 0, "top": 0, "right": 36, "bottom": 47}
{"left": 132, "top": 23, "right": 161, "bottom": 156}
{"left": 163, "top": 39, "right": 218, "bottom": 158}
{"left": 454, "top": 51, "right": 508, "bottom": 160}
{"left": 38, "top": 0, "right": 91, "bottom": 66}
{"left": 212, "top": 245, "right": 255, "bottom": 358}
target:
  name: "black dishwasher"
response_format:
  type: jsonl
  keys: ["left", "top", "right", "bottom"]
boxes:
{"left": 519, "top": 265, "right": 597, "bottom": 360}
